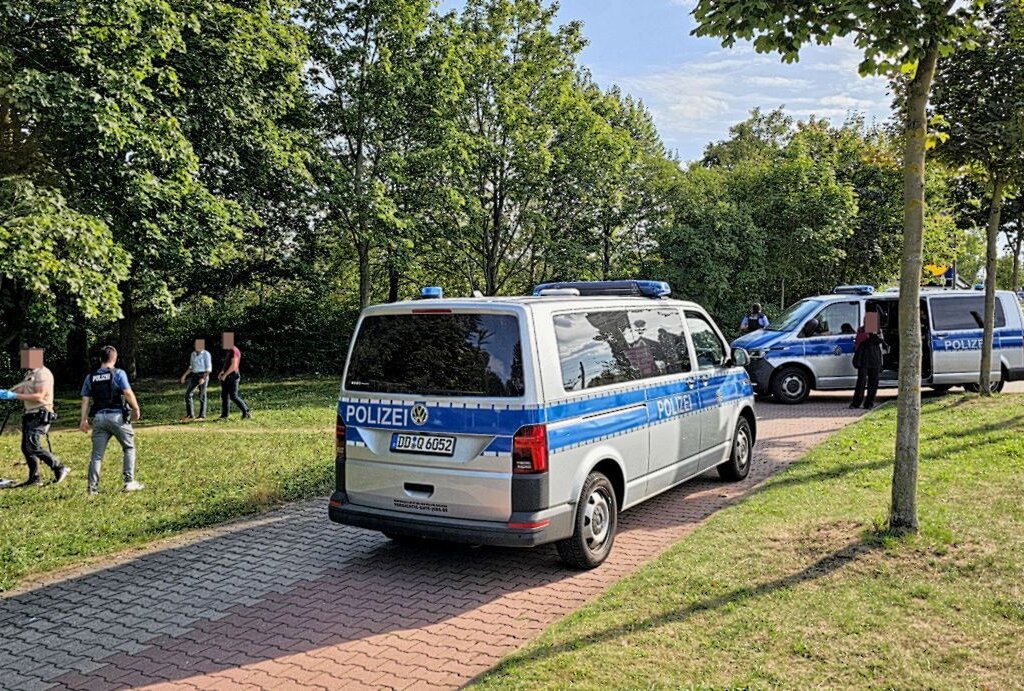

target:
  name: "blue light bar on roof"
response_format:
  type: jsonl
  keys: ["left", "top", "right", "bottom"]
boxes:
{"left": 420, "top": 286, "right": 443, "bottom": 299}
{"left": 531, "top": 280, "right": 672, "bottom": 298}
{"left": 833, "top": 285, "right": 875, "bottom": 296}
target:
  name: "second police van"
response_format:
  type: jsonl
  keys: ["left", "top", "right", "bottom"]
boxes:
{"left": 732, "top": 285, "right": 1024, "bottom": 404}
{"left": 329, "top": 280, "right": 756, "bottom": 568}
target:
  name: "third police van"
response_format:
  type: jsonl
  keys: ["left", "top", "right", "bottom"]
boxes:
{"left": 329, "top": 280, "right": 756, "bottom": 568}
{"left": 731, "top": 285, "right": 1024, "bottom": 404}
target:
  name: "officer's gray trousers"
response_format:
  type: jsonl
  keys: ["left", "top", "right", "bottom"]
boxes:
{"left": 88, "top": 411, "right": 136, "bottom": 491}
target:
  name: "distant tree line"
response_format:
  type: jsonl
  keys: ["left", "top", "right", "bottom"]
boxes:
{"left": 0, "top": 0, "right": 1017, "bottom": 380}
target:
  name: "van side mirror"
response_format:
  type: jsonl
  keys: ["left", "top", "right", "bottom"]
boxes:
{"left": 731, "top": 348, "right": 750, "bottom": 368}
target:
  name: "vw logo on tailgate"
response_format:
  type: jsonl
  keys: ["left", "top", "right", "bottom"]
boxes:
{"left": 410, "top": 404, "right": 429, "bottom": 426}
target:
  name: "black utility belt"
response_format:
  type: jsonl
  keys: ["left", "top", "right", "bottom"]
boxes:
{"left": 24, "top": 409, "right": 58, "bottom": 424}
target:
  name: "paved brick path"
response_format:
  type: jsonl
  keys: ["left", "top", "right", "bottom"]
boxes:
{"left": 0, "top": 393, "right": 873, "bottom": 690}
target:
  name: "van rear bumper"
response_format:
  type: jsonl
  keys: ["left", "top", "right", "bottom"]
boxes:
{"left": 328, "top": 492, "right": 574, "bottom": 547}
{"left": 1005, "top": 366, "right": 1024, "bottom": 382}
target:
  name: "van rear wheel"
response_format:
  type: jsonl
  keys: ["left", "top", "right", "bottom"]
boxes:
{"left": 718, "top": 417, "right": 753, "bottom": 481}
{"left": 556, "top": 472, "right": 617, "bottom": 569}
{"left": 771, "top": 366, "right": 811, "bottom": 404}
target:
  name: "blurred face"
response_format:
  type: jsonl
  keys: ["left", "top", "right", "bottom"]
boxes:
{"left": 222, "top": 332, "right": 234, "bottom": 350}
{"left": 20, "top": 348, "right": 43, "bottom": 370}
{"left": 194, "top": 338, "right": 205, "bottom": 353}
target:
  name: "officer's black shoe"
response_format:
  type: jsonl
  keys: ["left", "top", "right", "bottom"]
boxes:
{"left": 21, "top": 477, "right": 42, "bottom": 488}
{"left": 242, "top": 411, "right": 252, "bottom": 420}
{"left": 849, "top": 402, "right": 861, "bottom": 409}
{"left": 863, "top": 402, "right": 875, "bottom": 410}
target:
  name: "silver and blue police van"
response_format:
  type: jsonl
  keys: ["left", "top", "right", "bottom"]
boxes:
{"left": 329, "top": 280, "right": 756, "bottom": 568}
{"left": 732, "top": 285, "right": 1024, "bottom": 404}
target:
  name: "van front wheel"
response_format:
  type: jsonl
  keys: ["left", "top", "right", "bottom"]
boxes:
{"left": 772, "top": 366, "right": 811, "bottom": 404}
{"left": 556, "top": 472, "right": 617, "bottom": 569}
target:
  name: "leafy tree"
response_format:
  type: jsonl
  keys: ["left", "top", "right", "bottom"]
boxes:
{"left": 0, "top": 178, "right": 129, "bottom": 348}
{"left": 694, "top": 0, "right": 987, "bottom": 534}
{"left": 447, "top": 0, "right": 586, "bottom": 295}
{"left": 932, "top": 0, "right": 1024, "bottom": 394}
{"left": 305, "top": 0, "right": 435, "bottom": 307}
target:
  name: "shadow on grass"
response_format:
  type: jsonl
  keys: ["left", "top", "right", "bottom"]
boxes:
{"left": 753, "top": 458, "right": 892, "bottom": 495}
{"left": 480, "top": 536, "right": 883, "bottom": 681}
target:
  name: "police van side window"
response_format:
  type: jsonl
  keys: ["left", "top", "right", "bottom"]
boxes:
{"left": 684, "top": 312, "right": 727, "bottom": 370}
{"left": 803, "top": 301, "right": 860, "bottom": 337}
{"left": 554, "top": 308, "right": 691, "bottom": 391}
{"left": 931, "top": 296, "right": 1006, "bottom": 331}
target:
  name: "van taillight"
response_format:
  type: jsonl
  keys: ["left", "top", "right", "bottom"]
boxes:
{"left": 512, "top": 424, "right": 548, "bottom": 474}
{"left": 336, "top": 417, "right": 346, "bottom": 461}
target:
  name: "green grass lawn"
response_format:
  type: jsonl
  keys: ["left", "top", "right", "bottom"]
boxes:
{"left": 0, "top": 378, "right": 337, "bottom": 592}
{"left": 476, "top": 395, "right": 1024, "bottom": 689}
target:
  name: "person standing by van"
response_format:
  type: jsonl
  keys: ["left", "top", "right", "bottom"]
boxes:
{"left": 218, "top": 332, "right": 251, "bottom": 420}
{"left": 850, "top": 327, "right": 883, "bottom": 410}
{"left": 3, "top": 348, "right": 70, "bottom": 486}
{"left": 80, "top": 346, "right": 144, "bottom": 494}
{"left": 180, "top": 338, "right": 212, "bottom": 420}
{"left": 739, "top": 304, "right": 769, "bottom": 333}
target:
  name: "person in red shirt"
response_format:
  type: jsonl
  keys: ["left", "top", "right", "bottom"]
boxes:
{"left": 218, "top": 332, "right": 252, "bottom": 420}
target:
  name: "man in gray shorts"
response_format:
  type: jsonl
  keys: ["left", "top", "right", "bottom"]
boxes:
{"left": 79, "top": 345, "right": 144, "bottom": 495}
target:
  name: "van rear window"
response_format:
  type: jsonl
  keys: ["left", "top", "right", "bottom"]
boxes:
{"left": 931, "top": 296, "right": 1005, "bottom": 331}
{"left": 345, "top": 313, "right": 525, "bottom": 397}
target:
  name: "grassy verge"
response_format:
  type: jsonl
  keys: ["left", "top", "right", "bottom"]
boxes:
{"left": 476, "top": 395, "right": 1024, "bottom": 689}
{"left": 0, "top": 378, "right": 337, "bottom": 592}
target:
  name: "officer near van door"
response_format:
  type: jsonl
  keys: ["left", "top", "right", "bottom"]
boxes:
{"left": 0, "top": 347, "right": 70, "bottom": 486}
{"left": 739, "top": 304, "right": 770, "bottom": 333}
{"left": 80, "top": 345, "right": 144, "bottom": 494}
{"left": 851, "top": 328, "right": 883, "bottom": 410}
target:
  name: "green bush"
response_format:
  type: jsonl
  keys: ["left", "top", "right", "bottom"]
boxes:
{"left": 135, "top": 288, "right": 360, "bottom": 376}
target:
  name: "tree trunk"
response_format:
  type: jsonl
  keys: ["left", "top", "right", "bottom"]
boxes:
{"left": 67, "top": 310, "right": 89, "bottom": 380}
{"left": 117, "top": 289, "right": 139, "bottom": 380}
{"left": 387, "top": 258, "right": 400, "bottom": 303}
{"left": 979, "top": 175, "right": 1005, "bottom": 396}
{"left": 889, "top": 43, "right": 939, "bottom": 536}
{"left": 1012, "top": 215, "right": 1023, "bottom": 291}
{"left": 602, "top": 220, "right": 612, "bottom": 280}
{"left": 356, "top": 240, "right": 371, "bottom": 308}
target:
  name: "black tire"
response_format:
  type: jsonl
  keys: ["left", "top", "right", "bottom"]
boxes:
{"left": 930, "top": 385, "right": 952, "bottom": 395}
{"left": 718, "top": 416, "right": 754, "bottom": 481}
{"left": 771, "top": 365, "right": 811, "bottom": 404}
{"left": 965, "top": 380, "right": 1004, "bottom": 394}
{"left": 556, "top": 472, "right": 617, "bottom": 569}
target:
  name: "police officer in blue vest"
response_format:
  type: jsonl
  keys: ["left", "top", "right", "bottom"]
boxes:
{"left": 79, "top": 346, "right": 144, "bottom": 495}
{"left": 739, "top": 304, "right": 770, "bottom": 333}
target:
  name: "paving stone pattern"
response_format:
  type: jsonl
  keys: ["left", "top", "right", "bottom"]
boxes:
{"left": 0, "top": 393, "right": 871, "bottom": 690}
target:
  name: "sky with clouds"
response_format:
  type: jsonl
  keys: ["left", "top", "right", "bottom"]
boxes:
{"left": 550, "top": 0, "right": 895, "bottom": 161}
{"left": 436, "top": 0, "right": 896, "bottom": 161}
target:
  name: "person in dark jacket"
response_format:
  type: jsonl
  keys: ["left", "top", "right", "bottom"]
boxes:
{"left": 851, "top": 331, "right": 883, "bottom": 409}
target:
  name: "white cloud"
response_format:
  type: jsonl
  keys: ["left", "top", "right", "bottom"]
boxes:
{"left": 596, "top": 36, "right": 892, "bottom": 160}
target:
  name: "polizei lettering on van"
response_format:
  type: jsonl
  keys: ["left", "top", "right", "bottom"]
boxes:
{"left": 942, "top": 338, "right": 982, "bottom": 351}
{"left": 653, "top": 393, "right": 695, "bottom": 420}
{"left": 345, "top": 403, "right": 411, "bottom": 428}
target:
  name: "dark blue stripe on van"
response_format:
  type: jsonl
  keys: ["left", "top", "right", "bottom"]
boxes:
{"left": 548, "top": 403, "right": 651, "bottom": 452}
{"left": 339, "top": 370, "right": 754, "bottom": 454}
